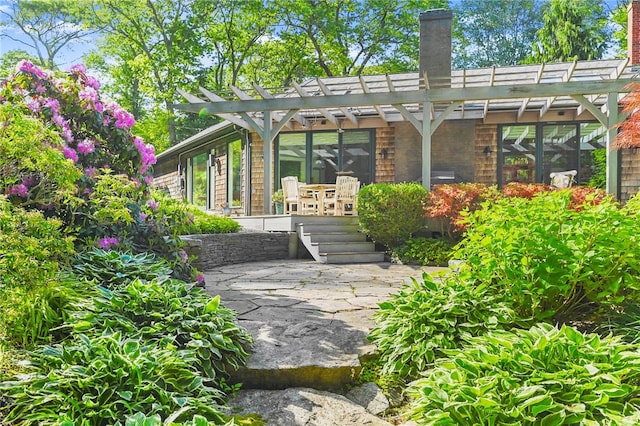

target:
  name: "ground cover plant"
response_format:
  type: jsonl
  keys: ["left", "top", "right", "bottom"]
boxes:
{"left": 407, "top": 323, "right": 640, "bottom": 425}
{"left": 0, "top": 61, "right": 251, "bottom": 424}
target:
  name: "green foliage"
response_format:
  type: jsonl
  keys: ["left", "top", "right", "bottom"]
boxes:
{"left": 407, "top": 323, "right": 640, "bottom": 425}
{"left": 0, "top": 275, "right": 96, "bottom": 349}
{"left": 391, "top": 237, "right": 454, "bottom": 267}
{"left": 0, "top": 103, "right": 82, "bottom": 208}
{"left": 368, "top": 273, "right": 516, "bottom": 381}
{"left": 588, "top": 148, "right": 607, "bottom": 189}
{"left": 0, "top": 197, "right": 75, "bottom": 290}
{"left": 452, "top": 0, "right": 542, "bottom": 68}
{"left": 529, "top": 0, "right": 609, "bottom": 63}
{"left": 357, "top": 183, "right": 428, "bottom": 249}
{"left": 0, "top": 332, "right": 229, "bottom": 424}
{"left": 456, "top": 191, "right": 640, "bottom": 322}
{"left": 152, "top": 191, "right": 241, "bottom": 235}
{"left": 71, "top": 250, "right": 173, "bottom": 288}
{"left": 72, "top": 278, "right": 253, "bottom": 381}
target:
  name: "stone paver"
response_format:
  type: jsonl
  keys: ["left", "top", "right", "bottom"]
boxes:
{"left": 202, "top": 259, "right": 444, "bottom": 391}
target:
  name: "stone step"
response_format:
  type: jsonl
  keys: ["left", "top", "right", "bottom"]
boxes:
{"left": 304, "top": 232, "right": 367, "bottom": 243}
{"left": 301, "top": 223, "right": 360, "bottom": 233}
{"left": 312, "top": 241, "right": 376, "bottom": 253}
{"left": 319, "top": 252, "right": 386, "bottom": 264}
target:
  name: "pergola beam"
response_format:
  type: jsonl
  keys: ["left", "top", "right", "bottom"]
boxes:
{"left": 316, "top": 78, "right": 358, "bottom": 125}
{"left": 174, "top": 79, "right": 637, "bottom": 116}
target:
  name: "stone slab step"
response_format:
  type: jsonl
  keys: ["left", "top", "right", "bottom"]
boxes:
{"left": 304, "top": 232, "right": 367, "bottom": 243}
{"left": 319, "top": 252, "right": 386, "bottom": 264}
{"left": 312, "top": 241, "right": 376, "bottom": 253}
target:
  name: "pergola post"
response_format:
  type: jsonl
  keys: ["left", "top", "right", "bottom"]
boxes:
{"left": 422, "top": 101, "right": 432, "bottom": 189}
{"left": 262, "top": 110, "right": 272, "bottom": 214}
{"left": 606, "top": 92, "right": 620, "bottom": 198}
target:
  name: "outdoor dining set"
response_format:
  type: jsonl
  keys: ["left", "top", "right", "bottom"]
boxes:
{"left": 281, "top": 175, "right": 360, "bottom": 216}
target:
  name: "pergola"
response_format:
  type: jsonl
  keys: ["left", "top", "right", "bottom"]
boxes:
{"left": 175, "top": 58, "right": 639, "bottom": 214}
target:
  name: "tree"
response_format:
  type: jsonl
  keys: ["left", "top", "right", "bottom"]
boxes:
{"left": 452, "top": 0, "right": 543, "bottom": 69}
{"left": 616, "top": 83, "right": 640, "bottom": 149}
{"left": 0, "top": 0, "right": 94, "bottom": 69}
{"left": 0, "top": 49, "right": 39, "bottom": 76}
{"left": 529, "top": 0, "right": 610, "bottom": 63}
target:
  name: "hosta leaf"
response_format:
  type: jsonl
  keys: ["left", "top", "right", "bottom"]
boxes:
{"left": 205, "top": 295, "right": 220, "bottom": 313}
{"left": 596, "top": 384, "right": 628, "bottom": 398}
{"left": 540, "top": 410, "right": 566, "bottom": 426}
{"left": 513, "top": 385, "right": 544, "bottom": 402}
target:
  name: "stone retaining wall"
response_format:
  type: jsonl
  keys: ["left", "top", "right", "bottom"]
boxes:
{"left": 182, "top": 231, "right": 295, "bottom": 270}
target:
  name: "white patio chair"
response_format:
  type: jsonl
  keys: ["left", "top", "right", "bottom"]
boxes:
{"left": 281, "top": 176, "right": 300, "bottom": 214}
{"left": 324, "top": 176, "right": 360, "bottom": 216}
{"left": 550, "top": 170, "right": 577, "bottom": 188}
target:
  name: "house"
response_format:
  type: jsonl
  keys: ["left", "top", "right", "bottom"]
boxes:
{"left": 154, "top": 4, "right": 640, "bottom": 217}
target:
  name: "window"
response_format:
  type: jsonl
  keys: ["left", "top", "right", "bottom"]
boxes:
{"left": 187, "top": 152, "right": 209, "bottom": 209}
{"left": 228, "top": 139, "right": 242, "bottom": 207}
{"left": 276, "top": 129, "right": 374, "bottom": 187}
{"left": 499, "top": 122, "right": 606, "bottom": 187}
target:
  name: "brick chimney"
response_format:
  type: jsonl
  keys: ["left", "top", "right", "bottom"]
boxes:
{"left": 628, "top": 0, "right": 640, "bottom": 65}
{"left": 419, "top": 9, "right": 452, "bottom": 88}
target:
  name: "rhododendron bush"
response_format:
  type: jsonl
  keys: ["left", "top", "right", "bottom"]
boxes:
{"left": 0, "top": 61, "right": 200, "bottom": 282}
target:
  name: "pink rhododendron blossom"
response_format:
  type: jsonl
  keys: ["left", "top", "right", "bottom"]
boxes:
{"left": 179, "top": 250, "right": 189, "bottom": 263}
{"left": 85, "top": 76, "right": 100, "bottom": 90}
{"left": 25, "top": 98, "right": 41, "bottom": 112}
{"left": 51, "top": 113, "right": 66, "bottom": 127}
{"left": 69, "top": 64, "right": 87, "bottom": 74}
{"left": 106, "top": 102, "right": 135, "bottom": 129}
{"left": 97, "top": 237, "right": 119, "bottom": 250}
{"left": 62, "top": 126, "right": 73, "bottom": 143}
{"left": 77, "top": 139, "right": 95, "bottom": 155}
{"left": 79, "top": 86, "right": 98, "bottom": 107}
{"left": 22, "top": 177, "right": 36, "bottom": 187}
{"left": 196, "top": 274, "right": 205, "bottom": 283}
{"left": 8, "top": 184, "right": 28, "bottom": 197}
{"left": 139, "top": 213, "right": 148, "bottom": 221}
{"left": 146, "top": 199, "right": 159, "bottom": 211}
{"left": 16, "top": 60, "right": 46, "bottom": 79}
{"left": 144, "top": 174, "right": 153, "bottom": 185}
{"left": 95, "top": 101, "right": 104, "bottom": 113}
{"left": 63, "top": 147, "right": 78, "bottom": 162}
{"left": 35, "top": 84, "right": 46, "bottom": 94}
{"left": 43, "top": 98, "right": 60, "bottom": 113}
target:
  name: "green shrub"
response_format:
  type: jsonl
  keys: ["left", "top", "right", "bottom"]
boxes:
{"left": 407, "top": 323, "right": 640, "bottom": 425}
{"left": 392, "top": 237, "right": 455, "bottom": 266}
{"left": 0, "top": 198, "right": 75, "bottom": 290}
{"left": 455, "top": 191, "right": 640, "bottom": 322}
{"left": 358, "top": 183, "right": 428, "bottom": 249}
{"left": 0, "top": 332, "right": 228, "bottom": 424}
{"left": 72, "top": 278, "right": 253, "bottom": 381}
{"left": 368, "top": 273, "right": 516, "bottom": 381}
{"left": 151, "top": 191, "right": 241, "bottom": 235}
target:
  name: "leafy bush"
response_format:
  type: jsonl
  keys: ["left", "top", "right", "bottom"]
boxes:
{"left": 72, "top": 278, "right": 253, "bottom": 381}
{"left": 0, "top": 198, "right": 75, "bottom": 290}
{"left": 358, "top": 183, "right": 428, "bottom": 249}
{"left": 0, "top": 332, "right": 228, "bottom": 424}
{"left": 501, "top": 182, "right": 553, "bottom": 199}
{"left": 152, "top": 191, "right": 241, "bottom": 235}
{"left": 456, "top": 191, "right": 640, "bottom": 322}
{"left": 368, "top": 273, "right": 516, "bottom": 381}
{"left": 424, "top": 183, "right": 498, "bottom": 239}
{"left": 407, "top": 323, "right": 640, "bottom": 425}
{"left": 391, "top": 237, "right": 454, "bottom": 266}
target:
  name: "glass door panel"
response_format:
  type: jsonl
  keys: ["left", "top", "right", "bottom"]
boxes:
{"left": 501, "top": 125, "right": 536, "bottom": 184}
{"left": 542, "top": 124, "right": 578, "bottom": 185}
{"left": 311, "top": 132, "right": 339, "bottom": 184}
{"left": 579, "top": 123, "right": 606, "bottom": 187}
{"left": 190, "top": 152, "right": 208, "bottom": 208}
{"left": 277, "top": 133, "right": 307, "bottom": 185}
{"left": 341, "top": 130, "right": 372, "bottom": 184}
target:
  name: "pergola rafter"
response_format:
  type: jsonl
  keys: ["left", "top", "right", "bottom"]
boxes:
{"left": 175, "top": 59, "right": 639, "bottom": 213}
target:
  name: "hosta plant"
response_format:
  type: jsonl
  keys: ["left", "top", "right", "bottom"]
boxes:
{"left": 71, "top": 249, "right": 172, "bottom": 289}
{"left": 391, "top": 237, "right": 455, "bottom": 266}
{"left": 0, "top": 332, "right": 227, "bottom": 425}
{"left": 71, "top": 277, "right": 253, "bottom": 382}
{"left": 407, "top": 323, "right": 640, "bottom": 425}
{"left": 368, "top": 272, "right": 516, "bottom": 381}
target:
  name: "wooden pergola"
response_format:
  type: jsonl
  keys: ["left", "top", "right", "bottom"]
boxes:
{"left": 175, "top": 59, "right": 639, "bottom": 214}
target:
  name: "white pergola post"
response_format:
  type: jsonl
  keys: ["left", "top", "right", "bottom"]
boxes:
{"left": 606, "top": 92, "right": 620, "bottom": 198}
{"left": 262, "top": 110, "right": 272, "bottom": 214}
{"left": 422, "top": 101, "right": 432, "bottom": 189}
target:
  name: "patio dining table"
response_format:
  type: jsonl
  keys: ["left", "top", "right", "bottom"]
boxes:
{"left": 298, "top": 183, "right": 336, "bottom": 215}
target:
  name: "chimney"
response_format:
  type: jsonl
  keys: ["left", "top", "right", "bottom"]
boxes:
{"left": 628, "top": 0, "right": 640, "bottom": 65}
{"left": 419, "top": 9, "right": 452, "bottom": 88}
